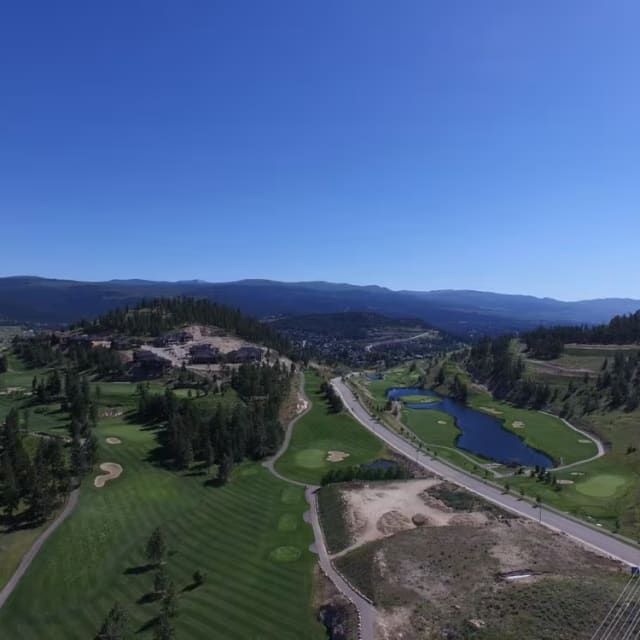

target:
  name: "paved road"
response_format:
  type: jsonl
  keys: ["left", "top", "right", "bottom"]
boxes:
{"left": 333, "top": 377, "right": 640, "bottom": 568}
{"left": 0, "top": 488, "right": 80, "bottom": 609}
{"left": 262, "top": 376, "right": 376, "bottom": 640}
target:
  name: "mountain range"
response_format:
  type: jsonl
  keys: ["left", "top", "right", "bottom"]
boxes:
{"left": 0, "top": 276, "right": 638, "bottom": 337}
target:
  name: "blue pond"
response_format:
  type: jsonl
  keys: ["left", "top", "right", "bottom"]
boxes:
{"left": 387, "top": 388, "right": 553, "bottom": 468}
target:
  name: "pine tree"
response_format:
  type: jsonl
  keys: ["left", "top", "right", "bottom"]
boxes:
{"left": 146, "top": 527, "right": 167, "bottom": 566}
{"left": 95, "top": 602, "right": 128, "bottom": 640}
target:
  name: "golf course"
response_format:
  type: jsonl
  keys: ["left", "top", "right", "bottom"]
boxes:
{"left": 274, "top": 370, "right": 386, "bottom": 485}
{"left": 0, "top": 360, "right": 327, "bottom": 639}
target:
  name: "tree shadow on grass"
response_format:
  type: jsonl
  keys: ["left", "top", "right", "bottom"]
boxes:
{"left": 137, "top": 592, "right": 161, "bottom": 605}
{"left": 182, "top": 582, "right": 201, "bottom": 593}
{"left": 124, "top": 563, "right": 155, "bottom": 576}
{"left": 203, "top": 477, "right": 224, "bottom": 488}
{"left": 136, "top": 616, "right": 159, "bottom": 634}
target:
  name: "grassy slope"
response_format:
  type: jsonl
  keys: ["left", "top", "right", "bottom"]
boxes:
{"left": 274, "top": 370, "right": 385, "bottom": 485}
{"left": 0, "top": 359, "right": 326, "bottom": 639}
{"left": 0, "top": 418, "right": 326, "bottom": 640}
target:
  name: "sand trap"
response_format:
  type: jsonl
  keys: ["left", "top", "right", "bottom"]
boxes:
{"left": 512, "top": 421, "right": 526, "bottom": 429}
{"left": 106, "top": 437, "right": 122, "bottom": 445}
{"left": 480, "top": 407, "right": 503, "bottom": 415}
{"left": 557, "top": 479, "right": 574, "bottom": 485}
{"left": 326, "top": 450, "right": 350, "bottom": 463}
{"left": 342, "top": 479, "right": 486, "bottom": 550}
{"left": 94, "top": 463, "right": 123, "bottom": 488}
{"left": 437, "top": 420, "right": 447, "bottom": 425}
{"left": 578, "top": 439, "right": 592, "bottom": 444}
{"left": 570, "top": 472, "right": 585, "bottom": 476}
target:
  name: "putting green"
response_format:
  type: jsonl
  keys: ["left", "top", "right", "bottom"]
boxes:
{"left": 295, "top": 448, "right": 326, "bottom": 468}
{"left": 575, "top": 474, "right": 627, "bottom": 497}
{"left": 270, "top": 546, "right": 302, "bottom": 563}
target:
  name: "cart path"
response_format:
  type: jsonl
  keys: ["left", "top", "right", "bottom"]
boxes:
{"left": 262, "top": 374, "right": 376, "bottom": 640}
{"left": 0, "top": 488, "right": 80, "bottom": 609}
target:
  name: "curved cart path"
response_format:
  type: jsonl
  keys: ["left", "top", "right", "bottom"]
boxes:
{"left": 262, "top": 375, "right": 376, "bottom": 640}
{"left": 0, "top": 488, "right": 80, "bottom": 609}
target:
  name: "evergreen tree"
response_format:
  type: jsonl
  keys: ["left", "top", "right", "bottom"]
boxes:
{"left": 95, "top": 602, "right": 128, "bottom": 640}
{"left": 146, "top": 527, "right": 167, "bottom": 566}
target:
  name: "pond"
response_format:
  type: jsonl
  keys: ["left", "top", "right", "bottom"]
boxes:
{"left": 387, "top": 387, "right": 553, "bottom": 468}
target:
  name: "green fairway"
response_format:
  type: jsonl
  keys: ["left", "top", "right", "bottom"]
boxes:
{"left": 403, "top": 408, "right": 460, "bottom": 448}
{"left": 575, "top": 474, "right": 628, "bottom": 497}
{"left": 274, "top": 370, "right": 386, "bottom": 484}
{"left": 467, "top": 391, "right": 598, "bottom": 465}
{"left": 0, "top": 418, "right": 326, "bottom": 639}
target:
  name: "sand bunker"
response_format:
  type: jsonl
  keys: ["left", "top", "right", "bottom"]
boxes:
{"left": 570, "top": 472, "right": 585, "bottom": 476}
{"left": 342, "top": 479, "right": 487, "bottom": 550}
{"left": 557, "top": 479, "right": 574, "bottom": 485}
{"left": 106, "top": 437, "right": 122, "bottom": 445}
{"left": 326, "top": 450, "right": 350, "bottom": 462}
{"left": 480, "top": 407, "right": 503, "bottom": 415}
{"left": 512, "top": 421, "right": 526, "bottom": 429}
{"left": 94, "top": 463, "right": 123, "bottom": 488}
{"left": 578, "top": 439, "right": 592, "bottom": 444}
{"left": 437, "top": 420, "right": 447, "bottom": 425}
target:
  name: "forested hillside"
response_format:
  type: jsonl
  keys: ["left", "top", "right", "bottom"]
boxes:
{"left": 524, "top": 310, "right": 640, "bottom": 360}
{"left": 78, "top": 297, "right": 294, "bottom": 355}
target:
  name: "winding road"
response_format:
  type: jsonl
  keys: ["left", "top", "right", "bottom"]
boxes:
{"left": 262, "top": 376, "right": 376, "bottom": 640}
{"left": 332, "top": 377, "right": 640, "bottom": 569}
{"left": 0, "top": 488, "right": 80, "bottom": 609}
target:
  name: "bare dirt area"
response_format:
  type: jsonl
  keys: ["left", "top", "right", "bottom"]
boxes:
{"left": 479, "top": 406, "right": 503, "bottom": 415}
{"left": 94, "top": 463, "right": 123, "bottom": 488}
{"left": 341, "top": 480, "right": 487, "bottom": 553}
{"left": 105, "top": 437, "right": 122, "bottom": 445}
{"left": 334, "top": 481, "right": 626, "bottom": 640}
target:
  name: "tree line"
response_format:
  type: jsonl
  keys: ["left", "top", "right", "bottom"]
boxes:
{"left": 321, "top": 462, "right": 408, "bottom": 486}
{"left": 137, "top": 361, "right": 292, "bottom": 478}
{"left": 523, "top": 310, "right": 640, "bottom": 360}
{"left": 0, "top": 367, "right": 99, "bottom": 525}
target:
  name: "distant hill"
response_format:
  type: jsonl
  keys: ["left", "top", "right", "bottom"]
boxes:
{"left": 0, "top": 276, "right": 638, "bottom": 337}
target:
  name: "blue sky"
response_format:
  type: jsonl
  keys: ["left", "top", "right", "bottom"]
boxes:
{"left": 1, "top": 1, "right": 639, "bottom": 299}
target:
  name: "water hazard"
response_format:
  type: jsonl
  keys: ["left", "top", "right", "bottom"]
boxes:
{"left": 387, "top": 388, "right": 553, "bottom": 468}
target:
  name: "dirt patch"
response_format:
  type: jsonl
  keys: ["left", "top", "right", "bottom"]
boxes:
{"left": 327, "top": 450, "right": 350, "bottom": 463}
{"left": 377, "top": 511, "right": 413, "bottom": 536}
{"left": 0, "top": 386, "right": 26, "bottom": 395}
{"left": 106, "top": 437, "right": 122, "bottom": 445}
{"left": 480, "top": 406, "right": 503, "bottom": 415}
{"left": 341, "top": 480, "right": 487, "bottom": 551}
{"left": 336, "top": 511, "right": 625, "bottom": 640}
{"left": 512, "top": 420, "right": 525, "bottom": 429}
{"left": 101, "top": 407, "right": 124, "bottom": 418}
{"left": 94, "top": 463, "right": 123, "bottom": 488}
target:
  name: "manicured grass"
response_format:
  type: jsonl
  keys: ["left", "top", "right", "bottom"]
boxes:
{"left": 0, "top": 418, "right": 326, "bottom": 640}
{"left": 274, "top": 370, "right": 386, "bottom": 485}
{"left": 574, "top": 474, "right": 627, "bottom": 497}
{"left": 467, "top": 390, "right": 598, "bottom": 465}
{"left": 508, "top": 455, "right": 639, "bottom": 532}
{"left": 402, "top": 408, "right": 460, "bottom": 448}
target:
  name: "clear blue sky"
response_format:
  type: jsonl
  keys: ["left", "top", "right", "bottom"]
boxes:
{"left": 2, "top": 1, "right": 639, "bottom": 300}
